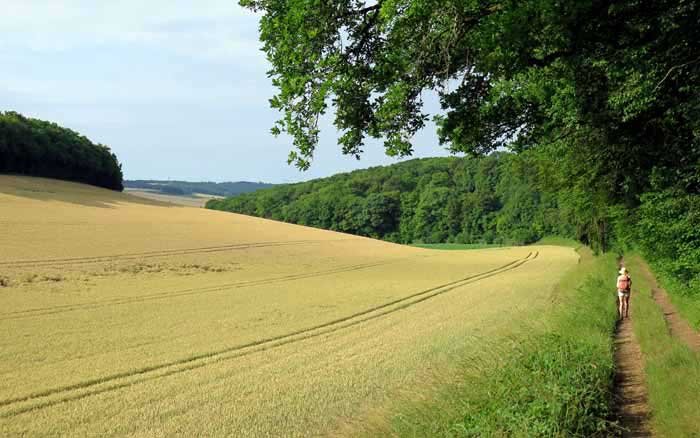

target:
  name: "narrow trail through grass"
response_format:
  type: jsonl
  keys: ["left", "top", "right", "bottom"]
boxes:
{"left": 613, "top": 258, "right": 652, "bottom": 437}
{"left": 624, "top": 254, "right": 700, "bottom": 436}
{"left": 613, "top": 316, "right": 652, "bottom": 436}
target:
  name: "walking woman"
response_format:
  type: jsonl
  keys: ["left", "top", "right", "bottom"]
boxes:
{"left": 617, "top": 267, "right": 632, "bottom": 320}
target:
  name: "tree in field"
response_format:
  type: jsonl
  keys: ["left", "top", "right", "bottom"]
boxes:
{"left": 240, "top": 0, "right": 699, "bottom": 248}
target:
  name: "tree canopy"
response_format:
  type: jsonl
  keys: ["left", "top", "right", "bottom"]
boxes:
{"left": 241, "top": 0, "right": 699, "bottom": 197}
{"left": 0, "top": 111, "right": 123, "bottom": 191}
{"left": 238, "top": 0, "right": 699, "bottom": 303}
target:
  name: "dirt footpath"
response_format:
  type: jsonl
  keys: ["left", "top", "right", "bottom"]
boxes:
{"left": 614, "top": 316, "right": 652, "bottom": 437}
{"left": 614, "top": 258, "right": 652, "bottom": 437}
{"left": 614, "top": 257, "right": 700, "bottom": 437}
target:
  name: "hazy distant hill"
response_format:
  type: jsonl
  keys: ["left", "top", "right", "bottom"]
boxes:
{"left": 124, "top": 180, "right": 273, "bottom": 197}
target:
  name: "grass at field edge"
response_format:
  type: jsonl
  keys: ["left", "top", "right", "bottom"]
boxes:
{"left": 410, "top": 243, "right": 505, "bottom": 250}
{"left": 410, "top": 236, "right": 581, "bottom": 251}
{"left": 360, "top": 245, "right": 620, "bottom": 437}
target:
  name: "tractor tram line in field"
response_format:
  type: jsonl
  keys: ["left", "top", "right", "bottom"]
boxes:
{"left": 0, "top": 256, "right": 428, "bottom": 320}
{"left": 0, "top": 238, "right": 360, "bottom": 268}
{"left": 0, "top": 251, "right": 538, "bottom": 418}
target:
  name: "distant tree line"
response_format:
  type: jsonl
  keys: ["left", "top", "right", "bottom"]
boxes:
{"left": 207, "top": 155, "right": 570, "bottom": 245}
{"left": 125, "top": 180, "right": 274, "bottom": 197}
{"left": 241, "top": 0, "right": 700, "bottom": 309}
{"left": 0, "top": 111, "right": 123, "bottom": 191}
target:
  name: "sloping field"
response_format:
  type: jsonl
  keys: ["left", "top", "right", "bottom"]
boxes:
{"left": 124, "top": 188, "right": 221, "bottom": 207}
{"left": 0, "top": 176, "right": 578, "bottom": 436}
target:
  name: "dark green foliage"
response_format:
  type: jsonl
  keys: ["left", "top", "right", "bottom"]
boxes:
{"left": 236, "top": 0, "right": 699, "bottom": 431}
{"left": 637, "top": 189, "right": 700, "bottom": 285}
{"left": 635, "top": 189, "right": 700, "bottom": 327}
{"left": 240, "top": 0, "right": 699, "bottom": 253}
{"left": 240, "top": 0, "right": 699, "bottom": 325}
{"left": 124, "top": 180, "right": 273, "bottom": 197}
{"left": 0, "top": 111, "right": 123, "bottom": 191}
{"left": 208, "top": 154, "right": 570, "bottom": 244}
{"left": 240, "top": 0, "right": 699, "bottom": 198}
{"left": 159, "top": 185, "right": 187, "bottom": 196}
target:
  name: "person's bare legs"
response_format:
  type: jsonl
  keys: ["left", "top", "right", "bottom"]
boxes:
{"left": 618, "top": 294, "right": 624, "bottom": 320}
{"left": 624, "top": 295, "right": 630, "bottom": 318}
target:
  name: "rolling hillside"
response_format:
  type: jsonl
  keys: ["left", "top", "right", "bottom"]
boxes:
{"left": 0, "top": 175, "right": 578, "bottom": 436}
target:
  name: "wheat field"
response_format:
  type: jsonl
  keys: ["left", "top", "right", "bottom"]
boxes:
{"left": 124, "top": 189, "right": 221, "bottom": 207}
{"left": 0, "top": 176, "right": 578, "bottom": 436}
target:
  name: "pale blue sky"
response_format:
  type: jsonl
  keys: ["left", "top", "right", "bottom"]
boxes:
{"left": 0, "top": 1, "right": 451, "bottom": 183}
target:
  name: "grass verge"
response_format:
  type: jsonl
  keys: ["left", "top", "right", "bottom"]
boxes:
{"left": 646, "top": 264, "right": 700, "bottom": 330}
{"left": 411, "top": 243, "right": 505, "bottom": 250}
{"left": 411, "top": 237, "right": 580, "bottom": 251}
{"left": 364, "top": 247, "right": 620, "bottom": 437}
{"left": 662, "top": 286, "right": 700, "bottom": 331}
{"left": 624, "top": 253, "right": 700, "bottom": 436}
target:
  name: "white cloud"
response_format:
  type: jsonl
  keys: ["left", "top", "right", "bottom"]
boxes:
{"left": 0, "top": 0, "right": 270, "bottom": 105}
{"left": 0, "top": 0, "right": 262, "bottom": 61}
{"left": 4, "top": 74, "right": 274, "bottom": 106}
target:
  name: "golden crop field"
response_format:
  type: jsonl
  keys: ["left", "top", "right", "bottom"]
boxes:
{"left": 124, "top": 189, "right": 222, "bottom": 207}
{"left": 0, "top": 175, "right": 578, "bottom": 436}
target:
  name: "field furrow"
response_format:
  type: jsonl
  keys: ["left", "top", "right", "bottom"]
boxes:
{"left": 0, "top": 176, "right": 577, "bottom": 436}
{"left": 0, "top": 258, "right": 415, "bottom": 320}
{"left": 0, "top": 239, "right": 348, "bottom": 268}
{"left": 0, "top": 251, "right": 537, "bottom": 417}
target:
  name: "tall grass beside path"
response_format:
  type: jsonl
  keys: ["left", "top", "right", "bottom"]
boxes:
{"left": 362, "top": 248, "right": 620, "bottom": 437}
{"left": 625, "top": 254, "right": 700, "bottom": 436}
{"left": 644, "top": 264, "right": 700, "bottom": 330}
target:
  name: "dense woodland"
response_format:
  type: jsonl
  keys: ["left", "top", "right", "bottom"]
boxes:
{"left": 208, "top": 155, "right": 569, "bottom": 245}
{"left": 125, "top": 180, "right": 273, "bottom": 197}
{"left": 0, "top": 111, "right": 123, "bottom": 190}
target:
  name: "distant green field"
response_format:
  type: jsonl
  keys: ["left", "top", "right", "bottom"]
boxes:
{"left": 533, "top": 236, "right": 582, "bottom": 248}
{"left": 411, "top": 243, "right": 505, "bottom": 250}
{"left": 411, "top": 237, "right": 581, "bottom": 251}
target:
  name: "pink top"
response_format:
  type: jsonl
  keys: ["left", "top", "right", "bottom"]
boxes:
{"left": 616, "top": 274, "right": 631, "bottom": 291}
